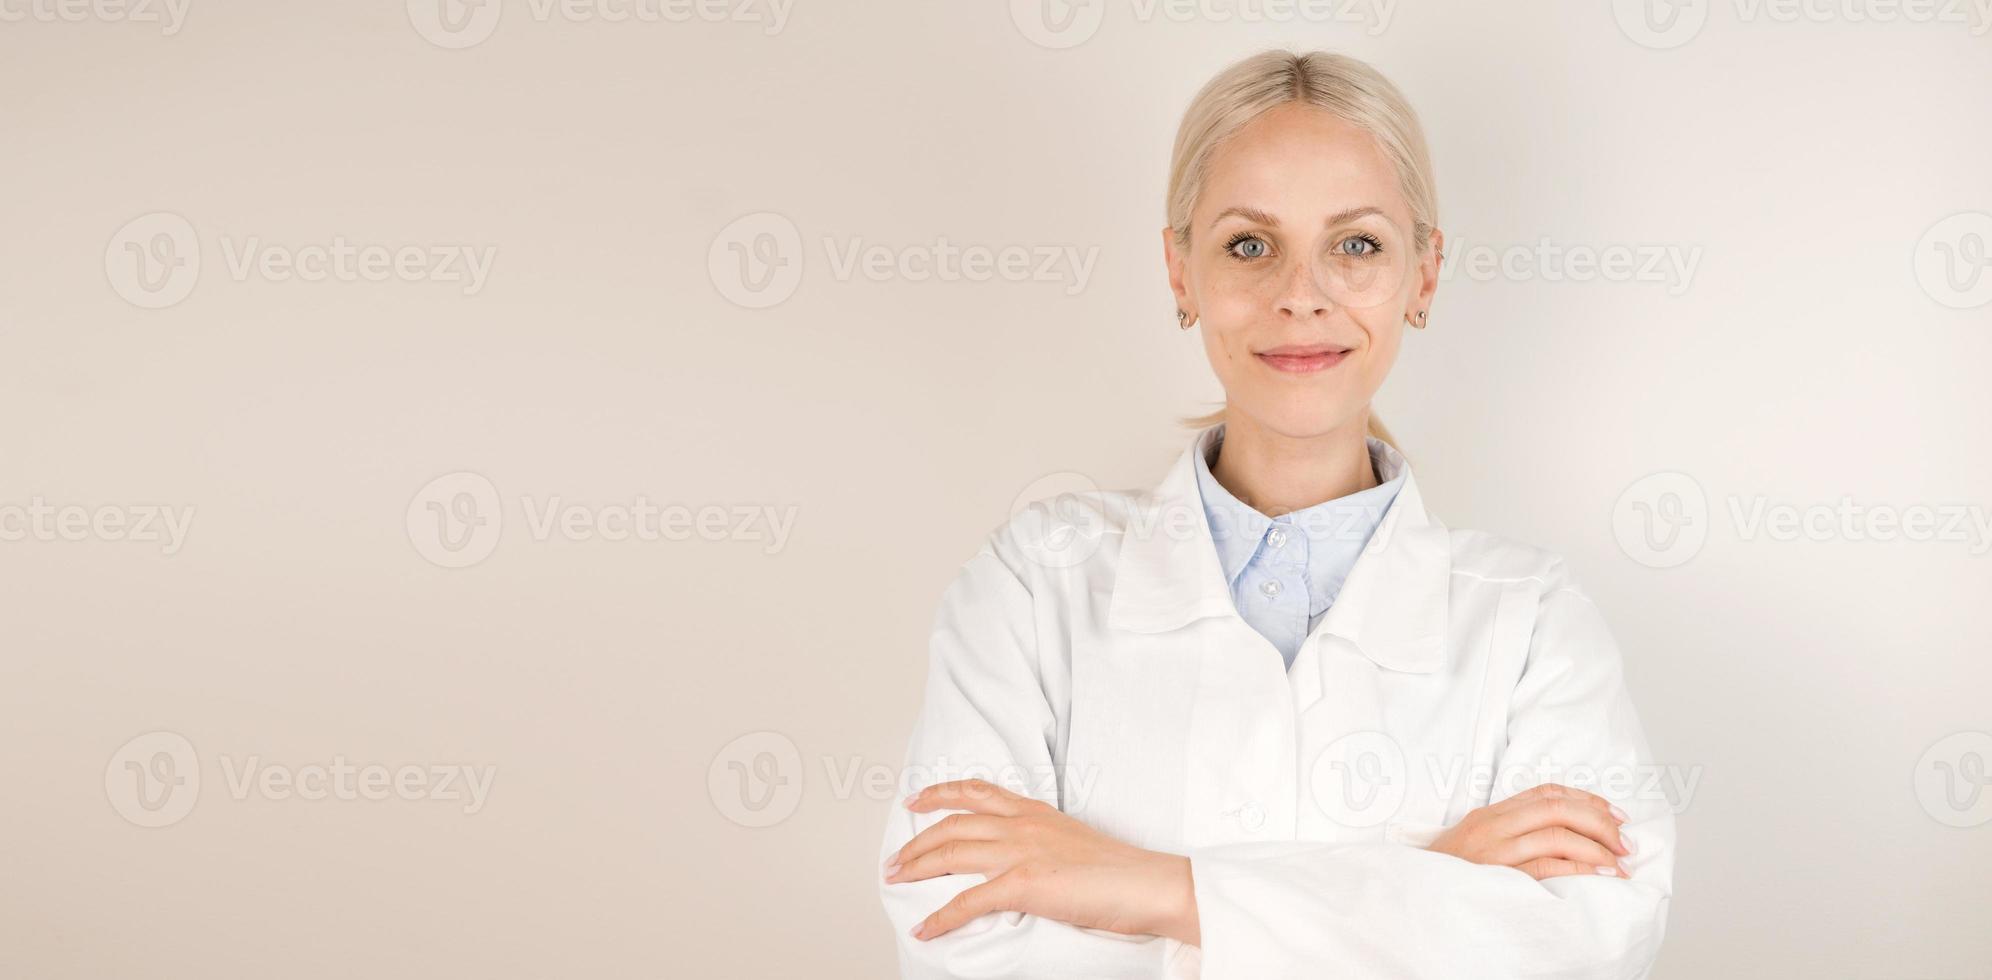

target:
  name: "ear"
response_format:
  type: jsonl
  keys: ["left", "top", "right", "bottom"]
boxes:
{"left": 1412, "top": 227, "right": 1444, "bottom": 320}
{"left": 1162, "top": 225, "right": 1194, "bottom": 320}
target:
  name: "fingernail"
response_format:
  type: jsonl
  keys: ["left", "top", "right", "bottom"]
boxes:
{"left": 1609, "top": 804, "right": 1628, "bottom": 822}
{"left": 1622, "top": 835, "right": 1638, "bottom": 855}
{"left": 902, "top": 792, "right": 921, "bottom": 809}
{"left": 1595, "top": 866, "right": 1619, "bottom": 877}
{"left": 909, "top": 922, "right": 928, "bottom": 940}
{"left": 882, "top": 862, "right": 902, "bottom": 881}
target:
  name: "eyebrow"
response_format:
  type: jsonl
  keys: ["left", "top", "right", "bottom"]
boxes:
{"left": 1208, "top": 205, "right": 1384, "bottom": 230}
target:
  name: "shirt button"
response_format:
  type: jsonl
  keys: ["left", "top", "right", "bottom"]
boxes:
{"left": 1259, "top": 579, "right": 1282, "bottom": 598}
{"left": 1240, "top": 801, "right": 1266, "bottom": 832}
{"left": 1266, "top": 527, "right": 1288, "bottom": 549}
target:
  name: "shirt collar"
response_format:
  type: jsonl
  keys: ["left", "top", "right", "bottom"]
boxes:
{"left": 1191, "top": 423, "right": 1406, "bottom": 616}
{"left": 1107, "top": 424, "right": 1450, "bottom": 675}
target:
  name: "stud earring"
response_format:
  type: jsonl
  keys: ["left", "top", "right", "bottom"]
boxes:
{"left": 1409, "top": 310, "right": 1428, "bottom": 329}
{"left": 1177, "top": 309, "right": 1195, "bottom": 330}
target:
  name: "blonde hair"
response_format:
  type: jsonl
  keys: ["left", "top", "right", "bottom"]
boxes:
{"left": 1168, "top": 50, "right": 1437, "bottom": 449}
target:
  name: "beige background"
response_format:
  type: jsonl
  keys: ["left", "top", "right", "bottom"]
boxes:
{"left": 3, "top": 2, "right": 1989, "bottom": 977}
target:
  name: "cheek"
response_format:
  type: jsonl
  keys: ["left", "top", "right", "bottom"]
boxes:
{"left": 1199, "top": 324, "right": 1243, "bottom": 370}
{"left": 1196, "top": 260, "right": 1278, "bottom": 313}
{"left": 1356, "top": 317, "right": 1404, "bottom": 382}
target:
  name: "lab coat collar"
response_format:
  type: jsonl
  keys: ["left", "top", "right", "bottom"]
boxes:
{"left": 1107, "top": 425, "right": 1451, "bottom": 674}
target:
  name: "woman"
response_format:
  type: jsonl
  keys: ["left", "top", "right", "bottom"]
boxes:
{"left": 878, "top": 50, "right": 1675, "bottom": 979}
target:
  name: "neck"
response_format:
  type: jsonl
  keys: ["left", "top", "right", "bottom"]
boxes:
{"left": 1209, "top": 413, "right": 1378, "bottom": 518}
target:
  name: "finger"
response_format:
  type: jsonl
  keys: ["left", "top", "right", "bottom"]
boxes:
{"left": 886, "top": 813, "right": 1007, "bottom": 871}
{"left": 1495, "top": 796, "right": 1630, "bottom": 857}
{"left": 1490, "top": 782, "right": 1628, "bottom": 823}
{"left": 907, "top": 779, "right": 1039, "bottom": 817}
{"left": 1502, "top": 826, "right": 1625, "bottom": 875}
{"left": 889, "top": 839, "right": 1016, "bottom": 884}
{"left": 1515, "top": 857, "right": 1627, "bottom": 881}
{"left": 910, "top": 875, "right": 1019, "bottom": 941}
{"left": 1488, "top": 782, "right": 1607, "bottom": 816}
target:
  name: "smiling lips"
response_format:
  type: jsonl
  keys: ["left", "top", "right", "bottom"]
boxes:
{"left": 1255, "top": 343, "right": 1352, "bottom": 374}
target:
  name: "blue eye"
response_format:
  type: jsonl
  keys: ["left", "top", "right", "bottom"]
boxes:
{"left": 1225, "top": 234, "right": 1269, "bottom": 259}
{"left": 1338, "top": 234, "right": 1384, "bottom": 257}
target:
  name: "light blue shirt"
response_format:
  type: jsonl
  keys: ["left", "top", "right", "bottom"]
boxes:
{"left": 1193, "top": 424, "right": 1406, "bottom": 670}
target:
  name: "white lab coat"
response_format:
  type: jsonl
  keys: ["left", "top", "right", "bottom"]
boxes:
{"left": 879, "top": 429, "right": 1676, "bottom": 979}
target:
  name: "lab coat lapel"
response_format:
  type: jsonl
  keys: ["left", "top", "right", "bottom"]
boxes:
{"left": 1105, "top": 427, "right": 1237, "bottom": 635}
{"left": 1294, "top": 457, "right": 1452, "bottom": 713}
{"left": 1106, "top": 428, "right": 1453, "bottom": 671}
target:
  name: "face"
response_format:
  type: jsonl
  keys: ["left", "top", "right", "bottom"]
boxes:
{"left": 1164, "top": 103, "right": 1442, "bottom": 440}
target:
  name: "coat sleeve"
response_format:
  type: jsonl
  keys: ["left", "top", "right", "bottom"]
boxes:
{"left": 878, "top": 548, "right": 1176, "bottom": 980}
{"left": 1184, "top": 579, "right": 1677, "bottom": 980}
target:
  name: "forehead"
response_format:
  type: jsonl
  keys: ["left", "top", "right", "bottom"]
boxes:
{"left": 1198, "top": 104, "right": 1404, "bottom": 221}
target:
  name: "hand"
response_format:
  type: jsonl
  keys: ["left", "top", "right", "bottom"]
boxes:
{"left": 884, "top": 779, "right": 1200, "bottom": 946}
{"left": 1427, "top": 783, "right": 1634, "bottom": 880}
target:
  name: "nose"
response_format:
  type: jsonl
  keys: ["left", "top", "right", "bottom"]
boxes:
{"left": 1275, "top": 255, "right": 1334, "bottom": 319}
